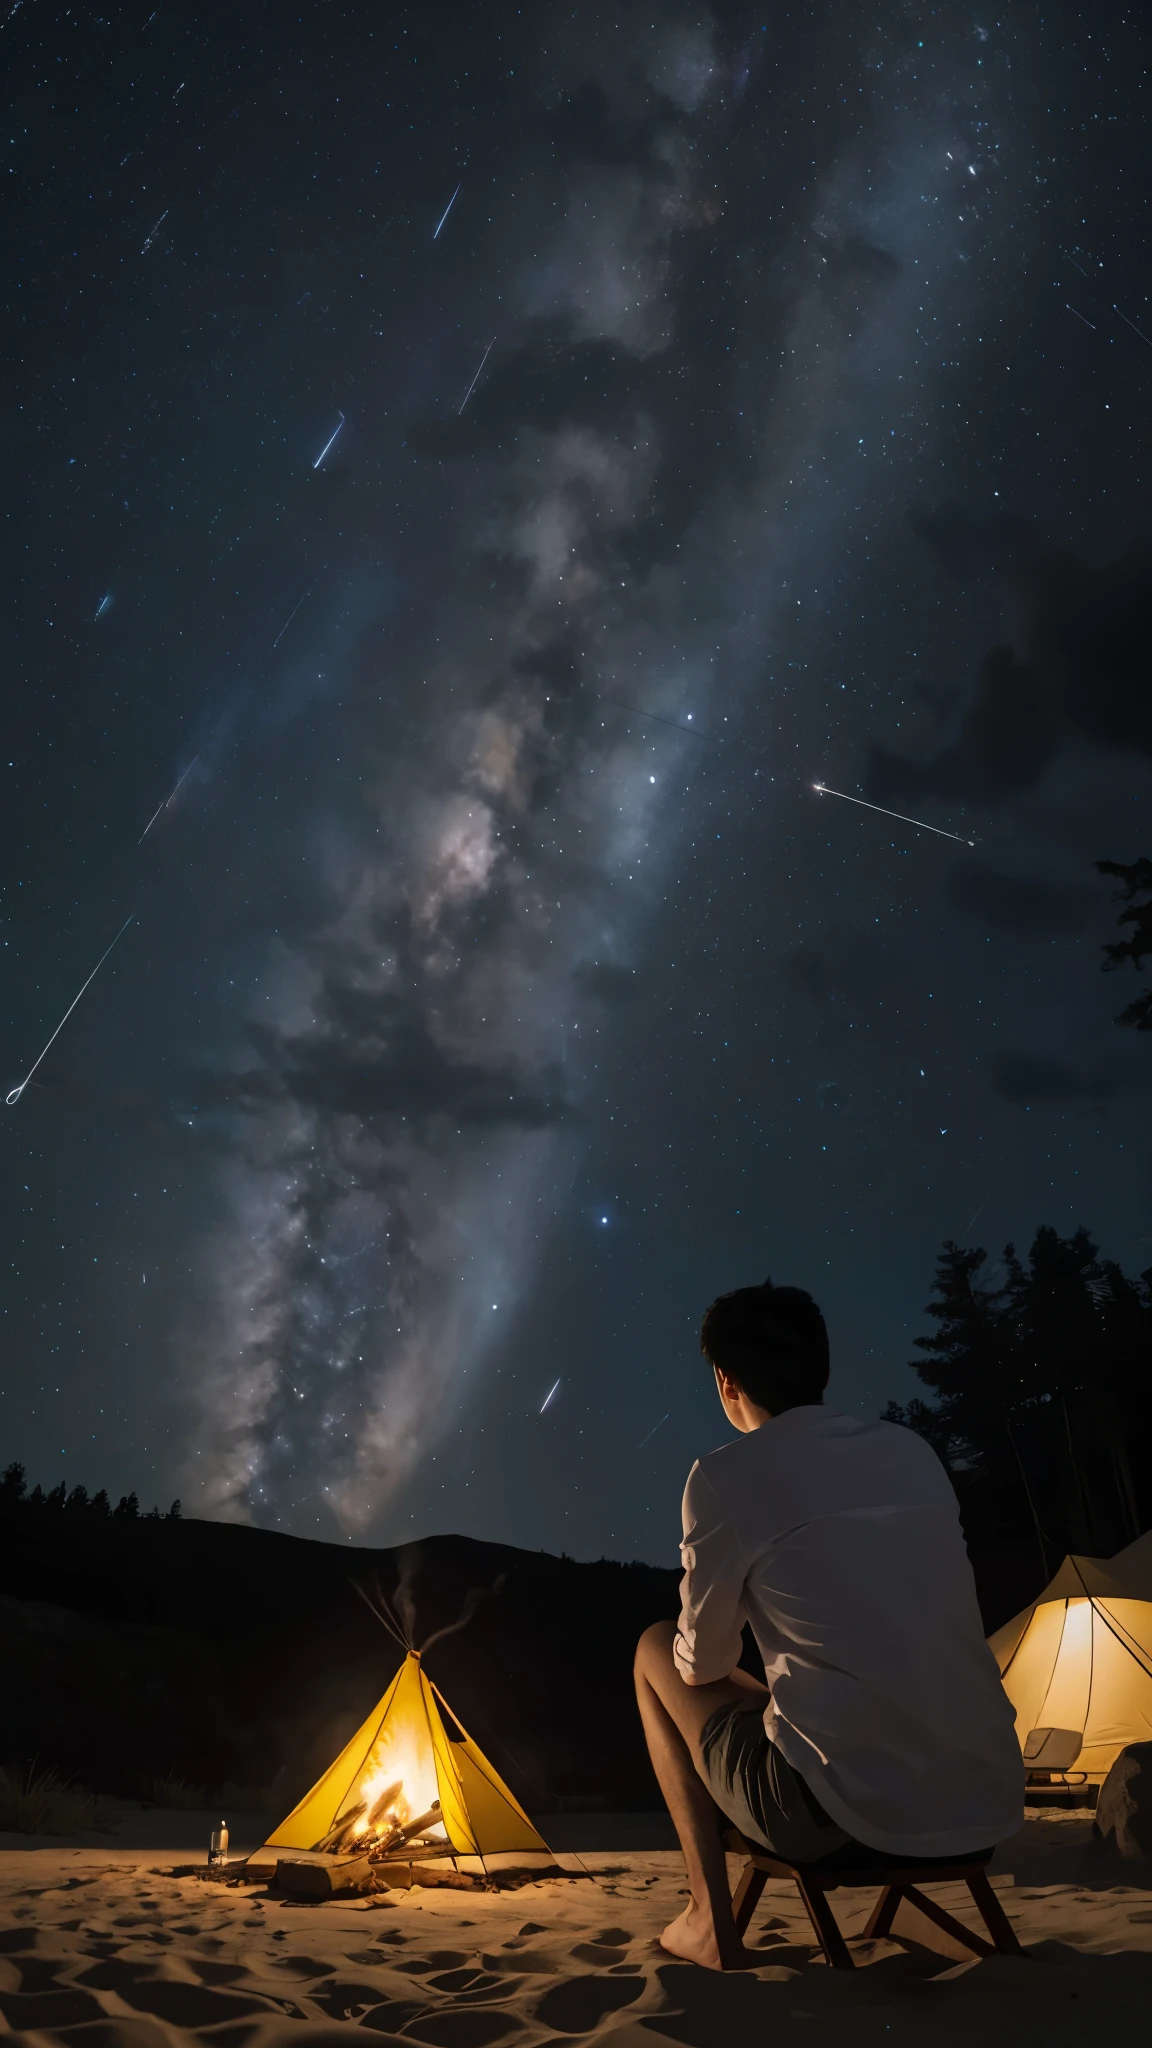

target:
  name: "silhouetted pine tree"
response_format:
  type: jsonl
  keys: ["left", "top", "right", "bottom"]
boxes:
{"left": 892, "top": 1226, "right": 1152, "bottom": 1564}
{"left": 1097, "top": 855, "right": 1152, "bottom": 1029}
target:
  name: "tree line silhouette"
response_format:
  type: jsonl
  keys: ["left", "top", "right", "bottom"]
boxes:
{"left": 0, "top": 1468, "right": 181, "bottom": 1523}
{"left": 885, "top": 1223, "right": 1152, "bottom": 1577}
{"left": 1098, "top": 855, "right": 1152, "bottom": 1030}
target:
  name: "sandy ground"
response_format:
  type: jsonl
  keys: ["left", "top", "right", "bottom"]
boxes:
{"left": 2, "top": 1808, "right": 1151, "bottom": 2047}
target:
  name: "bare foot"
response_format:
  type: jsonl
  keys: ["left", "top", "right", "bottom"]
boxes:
{"left": 659, "top": 1901, "right": 751, "bottom": 1971}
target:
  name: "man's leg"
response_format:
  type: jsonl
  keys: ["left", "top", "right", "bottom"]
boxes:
{"left": 634, "top": 1619, "right": 768, "bottom": 1970}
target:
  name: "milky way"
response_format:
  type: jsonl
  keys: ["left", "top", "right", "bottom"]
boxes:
{"left": 4, "top": 3, "right": 1150, "bottom": 1555}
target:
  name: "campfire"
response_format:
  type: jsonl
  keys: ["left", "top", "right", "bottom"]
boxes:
{"left": 310, "top": 1725, "right": 449, "bottom": 1860}
{"left": 256, "top": 1573, "right": 553, "bottom": 1877}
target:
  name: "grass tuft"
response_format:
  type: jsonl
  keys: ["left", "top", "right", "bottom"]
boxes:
{"left": 0, "top": 1763, "right": 101, "bottom": 1835}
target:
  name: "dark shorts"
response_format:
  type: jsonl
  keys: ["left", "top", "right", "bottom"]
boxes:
{"left": 700, "top": 1701, "right": 852, "bottom": 1864}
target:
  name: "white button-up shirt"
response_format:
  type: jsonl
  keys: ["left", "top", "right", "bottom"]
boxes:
{"left": 674, "top": 1405, "right": 1024, "bottom": 1856}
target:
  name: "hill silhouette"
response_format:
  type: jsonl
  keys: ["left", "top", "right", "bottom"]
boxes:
{"left": 0, "top": 1474, "right": 681, "bottom": 1812}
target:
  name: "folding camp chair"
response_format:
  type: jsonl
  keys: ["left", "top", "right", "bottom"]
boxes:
{"left": 725, "top": 1832, "right": 1024, "bottom": 1970}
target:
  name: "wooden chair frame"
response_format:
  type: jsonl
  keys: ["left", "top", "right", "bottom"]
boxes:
{"left": 728, "top": 1840, "right": 1024, "bottom": 1971}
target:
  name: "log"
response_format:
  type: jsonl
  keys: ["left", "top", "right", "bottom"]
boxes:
{"left": 371, "top": 1802, "right": 443, "bottom": 1857}
{"left": 276, "top": 1853, "right": 372, "bottom": 1899}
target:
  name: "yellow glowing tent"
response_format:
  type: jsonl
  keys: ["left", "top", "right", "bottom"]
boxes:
{"left": 263, "top": 1650, "right": 551, "bottom": 1867}
{"left": 989, "top": 1530, "right": 1152, "bottom": 1780}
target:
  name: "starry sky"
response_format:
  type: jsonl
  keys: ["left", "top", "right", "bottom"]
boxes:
{"left": 3, "top": 1, "right": 1151, "bottom": 1563}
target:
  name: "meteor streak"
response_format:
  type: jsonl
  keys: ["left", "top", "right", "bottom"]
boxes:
{"left": 141, "top": 209, "right": 168, "bottom": 254}
{"left": 1065, "top": 303, "right": 1096, "bottom": 330}
{"left": 138, "top": 754, "right": 200, "bottom": 843}
{"left": 1114, "top": 303, "right": 1152, "bottom": 348}
{"left": 433, "top": 182, "right": 461, "bottom": 238}
{"left": 812, "top": 783, "right": 976, "bottom": 846}
{"left": 458, "top": 338, "right": 494, "bottom": 415}
{"left": 272, "top": 581, "right": 314, "bottom": 648}
{"left": 94, "top": 594, "right": 111, "bottom": 620}
{"left": 312, "top": 412, "right": 345, "bottom": 468}
{"left": 6, "top": 914, "right": 135, "bottom": 1107}
{"left": 637, "top": 1412, "right": 670, "bottom": 1449}
{"left": 539, "top": 1378, "right": 561, "bottom": 1414}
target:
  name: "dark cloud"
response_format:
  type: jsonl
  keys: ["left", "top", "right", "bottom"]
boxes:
{"left": 948, "top": 863, "right": 1098, "bottom": 937}
{"left": 782, "top": 947, "right": 828, "bottom": 999}
{"left": 409, "top": 326, "right": 654, "bottom": 455}
{"left": 907, "top": 504, "right": 1045, "bottom": 571}
{"left": 236, "top": 994, "right": 566, "bottom": 1130}
{"left": 990, "top": 1051, "right": 1119, "bottom": 1103}
{"left": 780, "top": 929, "right": 903, "bottom": 1006}
{"left": 871, "top": 523, "right": 1152, "bottom": 804}
{"left": 574, "top": 961, "right": 643, "bottom": 1005}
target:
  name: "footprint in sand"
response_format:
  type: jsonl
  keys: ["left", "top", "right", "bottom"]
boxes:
{"left": 427, "top": 1967, "right": 505, "bottom": 1993}
{"left": 0, "top": 1985, "right": 107, "bottom": 2032}
{"left": 395, "top": 1950, "right": 471, "bottom": 1975}
{"left": 310, "top": 1978, "right": 427, "bottom": 2026}
{"left": 532, "top": 1974, "right": 644, "bottom": 2034}
{"left": 400, "top": 2014, "right": 525, "bottom": 2047}
{"left": 115, "top": 1980, "right": 290, "bottom": 2028}
{"left": 570, "top": 1927, "right": 635, "bottom": 1966}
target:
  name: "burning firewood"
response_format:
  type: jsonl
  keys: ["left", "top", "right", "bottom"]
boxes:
{"left": 369, "top": 1801, "right": 443, "bottom": 1859}
{"left": 365, "top": 1780, "right": 404, "bottom": 1832}
{"left": 311, "top": 1800, "right": 368, "bottom": 1855}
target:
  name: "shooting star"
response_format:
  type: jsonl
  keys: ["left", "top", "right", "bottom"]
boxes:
{"left": 312, "top": 411, "right": 345, "bottom": 469}
{"left": 272, "top": 581, "right": 314, "bottom": 648}
{"left": 960, "top": 1193, "right": 990, "bottom": 1242}
{"left": 539, "top": 1378, "right": 561, "bottom": 1414}
{"left": 1065, "top": 303, "right": 1096, "bottom": 331}
{"left": 812, "top": 783, "right": 976, "bottom": 846}
{"left": 94, "top": 594, "right": 111, "bottom": 620}
{"left": 6, "top": 914, "right": 135, "bottom": 1107}
{"left": 433, "top": 182, "right": 461, "bottom": 239}
{"left": 1114, "top": 303, "right": 1152, "bottom": 348}
{"left": 138, "top": 754, "right": 200, "bottom": 843}
{"left": 140, "top": 209, "right": 168, "bottom": 254}
{"left": 458, "top": 338, "right": 494, "bottom": 415}
{"left": 596, "top": 694, "right": 709, "bottom": 739}
{"left": 638, "top": 1413, "right": 670, "bottom": 1449}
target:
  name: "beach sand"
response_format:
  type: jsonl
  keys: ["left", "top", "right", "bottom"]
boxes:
{"left": 2, "top": 1807, "right": 1150, "bottom": 2047}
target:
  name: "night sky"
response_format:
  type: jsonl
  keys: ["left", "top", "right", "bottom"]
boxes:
{"left": 3, "top": 2, "right": 1151, "bottom": 1563}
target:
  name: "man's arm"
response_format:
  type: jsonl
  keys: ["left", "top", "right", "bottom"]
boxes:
{"left": 674, "top": 1461, "right": 749, "bottom": 1686}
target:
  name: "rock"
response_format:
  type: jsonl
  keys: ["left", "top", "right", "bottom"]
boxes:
{"left": 1094, "top": 1743, "right": 1152, "bottom": 1860}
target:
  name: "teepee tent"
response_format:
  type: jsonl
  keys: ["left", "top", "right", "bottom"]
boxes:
{"left": 989, "top": 1530, "right": 1152, "bottom": 1780}
{"left": 263, "top": 1649, "right": 551, "bottom": 1868}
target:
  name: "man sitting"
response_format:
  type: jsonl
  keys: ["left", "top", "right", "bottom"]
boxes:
{"left": 634, "top": 1278, "right": 1024, "bottom": 1969}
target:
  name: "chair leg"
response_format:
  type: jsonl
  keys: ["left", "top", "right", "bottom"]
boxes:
{"left": 966, "top": 1871, "right": 1025, "bottom": 1956}
{"left": 793, "top": 1876, "right": 854, "bottom": 1970}
{"left": 731, "top": 1863, "right": 768, "bottom": 1938}
{"left": 862, "top": 1883, "right": 903, "bottom": 1940}
{"left": 900, "top": 1883, "right": 996, "bottom": 1958}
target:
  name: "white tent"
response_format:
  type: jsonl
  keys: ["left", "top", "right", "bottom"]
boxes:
{"left": 989, "top": 1530, "right": 1152, "bottom": 1779}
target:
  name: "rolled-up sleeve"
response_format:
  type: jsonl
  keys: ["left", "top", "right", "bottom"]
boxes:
{"left": 673, "top": 1461, "right": 748, "bottom": 1684}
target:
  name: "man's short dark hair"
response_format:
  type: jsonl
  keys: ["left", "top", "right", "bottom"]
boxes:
{"left": 700, "top": 1277, "right": 829, "bottom": 1413}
